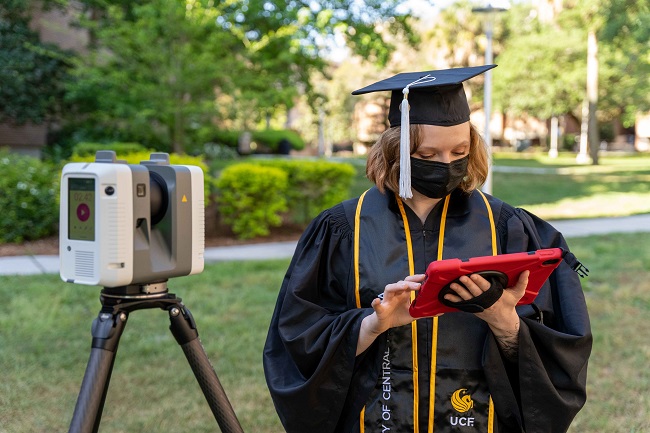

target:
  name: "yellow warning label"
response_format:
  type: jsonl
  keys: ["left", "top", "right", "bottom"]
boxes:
{"left": 182, "top": 195, "right": 188, "bottom": 203}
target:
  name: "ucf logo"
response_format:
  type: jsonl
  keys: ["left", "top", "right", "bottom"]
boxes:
{"left": 449, "top": 388, "right": 475, "bottom": 427}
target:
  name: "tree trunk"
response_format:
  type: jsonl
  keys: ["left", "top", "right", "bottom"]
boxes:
{"left": 317, "top": 108, "right": 325, "bottom": 157}
{"left": 577, "top": 100, "right": 590, "bottom": 164}
{"left": 587, "top": 29, "right": 600, "bottom": 165}
{"left": 549, "top": 116, "right": 559, "bottom": 158}
{"left": 173, "top": 99, "right": 184, "bottom": 154}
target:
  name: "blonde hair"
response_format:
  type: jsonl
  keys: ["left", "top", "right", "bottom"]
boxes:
{"left": 366, "top": 123, "right": 489, "bottom": 194}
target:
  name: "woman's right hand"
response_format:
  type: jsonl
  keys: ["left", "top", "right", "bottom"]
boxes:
{"left": 356, "top": 274, "right": 425, "bottom": 355}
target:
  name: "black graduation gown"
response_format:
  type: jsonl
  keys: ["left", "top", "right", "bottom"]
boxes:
{"left": 263, "top": 188, "right": 591, "bottom": 433}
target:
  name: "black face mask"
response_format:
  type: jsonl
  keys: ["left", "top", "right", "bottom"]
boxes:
{"left": 410, "top": 155, "right": 469, "bottom": 199}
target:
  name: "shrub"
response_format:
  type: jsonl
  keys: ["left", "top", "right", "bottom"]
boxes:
{"left": 72, "top": 142, "right": 149, "bottom": 157}
{"left": 215, "top": 164, "right": 288, "bottom": 239}
{"left": 213, "top": 130, "right": 241, "bottom": 148}
{"left": 254, "top": 159, "right": 356, "bottom": 224}
{"left": 0, "top": 149, "right": 60, "bottom": 243}
{"left": 195, "top": 128, "right": 306, "bottom": 153}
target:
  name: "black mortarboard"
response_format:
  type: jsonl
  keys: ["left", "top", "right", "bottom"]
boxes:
{"left": 352, "top": 64, "right": 496, "bottom": 198}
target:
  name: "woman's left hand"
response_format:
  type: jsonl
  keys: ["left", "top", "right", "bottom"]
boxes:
{"left": 443, "top": 270, "right": 529, "bottom": 331}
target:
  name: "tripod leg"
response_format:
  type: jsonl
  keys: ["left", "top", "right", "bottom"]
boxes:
{"left": 69, "top": 311, "right": 128, "bottom": 433}
{"left": 168, "top": 305, "right": 244, "bottom": 433}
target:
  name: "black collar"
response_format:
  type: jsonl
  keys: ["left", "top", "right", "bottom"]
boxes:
{"left": 388, "top": 189, "right": 473, "bottom": 231}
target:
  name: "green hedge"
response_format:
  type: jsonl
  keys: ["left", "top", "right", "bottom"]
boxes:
{"left": 215, "top": 163, "right": 288, "bottom": 239}
{"left": 252, "top": 129, "right": 305, "bottom": 152}
{"left": 254, "top": 159, "right": 356, "bottom": 224}
{"left": 214, "top": 159, "right": 355, "bottom": 239}
{"left": 198, "top": 129, "right": 305, "bottom": 153}
{"left": 210, "top": 130, "right": 241, "bottom": 149}
{"left": 72, "top": 142, "right": 149, "bottom": 157}
{"left": 0, "top": 149, "right": 60, "bottom": 243}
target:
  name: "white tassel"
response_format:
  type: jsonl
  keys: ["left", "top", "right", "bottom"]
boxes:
{"left": 397, "top": 74, "right": 437, "bottom": 200}
{"left": 399, "top": 89, "right": 412, "bottom": 199}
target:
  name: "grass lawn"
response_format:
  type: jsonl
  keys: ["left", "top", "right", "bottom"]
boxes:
{"left": 492, "top": 151, "right": 650, "bottom": 219}
{"left": 1, "top": 232, "right": 649, "bottom": 432}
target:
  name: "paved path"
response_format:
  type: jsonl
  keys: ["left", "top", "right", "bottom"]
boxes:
{"left": 1, "top": 214, "right": 648, "bottom": 276}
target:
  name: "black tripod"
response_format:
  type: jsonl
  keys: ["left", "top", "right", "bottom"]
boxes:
{"left": 68, "top": 281, "right": 244, "bottom": 433}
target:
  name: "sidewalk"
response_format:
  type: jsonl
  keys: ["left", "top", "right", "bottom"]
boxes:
{"left": 1, "top": 214, "right": 649, "bottom": 276}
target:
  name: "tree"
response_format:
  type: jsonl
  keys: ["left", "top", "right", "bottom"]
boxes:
{"left": 492, "top": 25, "right": 586, "bottom": 121}
{"left": 493, "top": 0, "right": 650, "bottom": 163}
{"left": 63, "top": 0, "right": 423, "bottom": 153}
{"left": 65, "top": 0, "right": 244, "bottom": 152}
{"left": 596, "top": 0, "right": 650, "bottom": 128}
{"left": 0, "top": 1, "right": 71, "bottom": 125}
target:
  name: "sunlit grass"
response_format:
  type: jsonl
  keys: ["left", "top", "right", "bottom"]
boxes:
{"left": 518, "top": 192, "right": 650, "bottom": 219}
{"left": 489, "top": 152, "right": 650, "bottom": 219}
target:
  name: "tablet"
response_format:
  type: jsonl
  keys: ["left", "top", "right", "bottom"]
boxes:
{"left": 409, "top": 248, "right": 565, "bottom": 318}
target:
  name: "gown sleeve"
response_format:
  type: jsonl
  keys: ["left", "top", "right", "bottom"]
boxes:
{"left": 263, "top": 204, "right": 383, "bottom": 433}
{"left": 484, "top": 207, "right": 592, "bottom": 432}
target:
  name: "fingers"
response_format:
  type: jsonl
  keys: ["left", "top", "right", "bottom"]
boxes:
{"left": 447, "top": 274, "right": 490, "bottom": 301}
{"left": 405, "top": 274, "right": 427, "bottom": 283}
{"left": 444, "top": 270, "right": 531, "bottom": 305}
{"left": 383, "top": 276, "right": 424, "bottom": 296}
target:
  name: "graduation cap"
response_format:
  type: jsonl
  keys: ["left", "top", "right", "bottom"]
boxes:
{"left": 352, "top": 65, "right": 496, "bottom": 199}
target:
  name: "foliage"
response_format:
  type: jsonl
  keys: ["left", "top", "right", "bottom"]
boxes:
{"left": 65, "top": 0, "right": 241, "bottom": 154}
{"left": 0, "top": 149, "right": 60, "bottom": 243}
{"left": 0, "top": 1, "right": 72, "bottom": 124}
{"left": 72, "top": 142, "right": 149, "bottom": 157}
{"left": 595, "top": 0, "right": 650, "bottom": 126}
{"left": 424, "top": 0, "right": 490, "bottom": 69}
{"left": 493, "top": 26, "right": 586, "bottom": 119}
{"left": 215, "top": 163, "right": 288, "bottom": 239}
{"left": 196, "top": 128, "right": 306, "bottom": 153}
{"left": 217, "top": 0, "right": 421, "bottom": 119}
{"left": 62, "top": 0, "right": 424, "bottom": 153}
{"left": 208, "top": 129, "right": 241, "bottom": 149}
{"left": 291, "top": 62, "right": 368, "bottom": 147}
{"left": 254, "top": 159, "right": 356, "bottom": 223}
{"left": 492, "top": 0, "right": 650, "bottom": 125}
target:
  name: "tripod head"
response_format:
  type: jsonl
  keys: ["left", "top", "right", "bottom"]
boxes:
{"left": 101, "top": 280, "right": 170, "bottom": 301}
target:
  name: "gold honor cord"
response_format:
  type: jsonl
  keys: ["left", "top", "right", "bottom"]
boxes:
{"left": 354, "top": 191, "right": 369, "bottom": 433}
{"left": 476, "top": 190, "right": 497, "bottom": 432}
{"left": 395, "top": 195, "right": 419, "bottom": 433}
{"left": 354, "top": 190, "right": 368, "bottom": 309}
{"left": 427, "top": 194, "right": 450, "bottom": 432}
{"left": 477, "top": 190, "right": 497, "bottom": 256}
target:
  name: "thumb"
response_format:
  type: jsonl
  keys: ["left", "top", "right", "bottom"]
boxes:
{"left": 513, "top": 270, "right": 530, "bottom": 294}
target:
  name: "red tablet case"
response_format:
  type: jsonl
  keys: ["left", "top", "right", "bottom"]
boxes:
{"left": 409, "top": 248, "right": 564, "bottom": 318}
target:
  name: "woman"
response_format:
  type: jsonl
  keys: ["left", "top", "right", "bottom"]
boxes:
{"left": 263, "top": 66, "right": 591, "bottom": 433}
